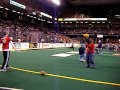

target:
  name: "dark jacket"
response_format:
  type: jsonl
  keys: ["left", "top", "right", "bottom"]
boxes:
{"left": 79, "top": 47, "right": 85, "bottom": 55}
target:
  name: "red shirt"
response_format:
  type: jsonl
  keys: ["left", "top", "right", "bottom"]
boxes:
{"left": 86, "top": 43, "right": 95, "bottom": 53}
{"left": 0, "top": 36, "right": 11, "bottom": 50}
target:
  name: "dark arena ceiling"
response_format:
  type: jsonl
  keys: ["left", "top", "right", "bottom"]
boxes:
{"left": 60, "top": 0, "right": 120, "bottom": 18}
{"left": 26, "top": 0, "right": 120, "bottom": 18}
{"left": 0, "top": 0, "right": 120, "bottom": 18}
{"left": 64, "top": 0, "right": 120, "bottom": 5}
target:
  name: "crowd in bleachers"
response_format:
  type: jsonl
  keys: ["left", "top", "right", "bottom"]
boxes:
{"left": 103, "top": 42, "right": 120, "bottom": 52}
{"left": 0, "top": 17, "right": 120, "bottom": 44}
{"left": 60, "top": 27, "right": 120, "bottom": 35}
{"left": 0, "top": 19, "right": 76, "bottom": 43}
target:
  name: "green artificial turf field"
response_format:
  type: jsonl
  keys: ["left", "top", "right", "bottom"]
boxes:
{"left": 0, "top": 48, "right": 120, "bottom": 90}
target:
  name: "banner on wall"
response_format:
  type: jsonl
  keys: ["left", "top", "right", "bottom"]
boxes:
{"left": 15, "top": 43, "right": 21, "bottom": 49}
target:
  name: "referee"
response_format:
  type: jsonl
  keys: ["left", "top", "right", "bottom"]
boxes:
{"left": 0, "top": 32, "right": 16, "bottom": 72}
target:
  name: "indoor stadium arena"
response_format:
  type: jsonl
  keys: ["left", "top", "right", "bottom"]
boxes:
{"left": 0, "top": 0, "right": 120, "bottom": 90}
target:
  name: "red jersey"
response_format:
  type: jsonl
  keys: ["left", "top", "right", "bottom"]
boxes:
{"left": 0, "top": 36, "right": 11, "bottom": 50}
{"left": 86, "top": 43, "right": 95, "bottom": 53}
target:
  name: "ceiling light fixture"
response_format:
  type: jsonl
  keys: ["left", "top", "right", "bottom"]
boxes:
{"left": 51, "top": 0, "right": 60, "bottom": 5}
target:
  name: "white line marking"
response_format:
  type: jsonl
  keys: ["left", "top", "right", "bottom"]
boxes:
{"left": 101, "top": 54, "right": 114, "bottom": 57}
{"left": 67, "top": 51, "right": 79, "bottom": 54}
{"left": 51, "top": 53, "right": 74, "bottom": 57}
{"left": 0, "top": 87, "right": 23, "bottom": 90}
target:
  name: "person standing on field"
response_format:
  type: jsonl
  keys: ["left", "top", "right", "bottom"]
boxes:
{"left": 0, "top": 32, "right": 16, "bottom": 72}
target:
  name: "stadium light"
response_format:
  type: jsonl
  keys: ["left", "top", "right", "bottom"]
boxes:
{"left": 51, "top": 0, "right": 60, "bottom": 5}
{"left": 85, "top": 22, "right": 88, "bottom": 23}
{"left": 12, "top": 10, "right": 16, "bottom": 12}
{"left": 41, "top": 12, "right": 52, "bottom": 19}
{"left": 17, "top": 12, "right": 20, "bottom": 14}
{"left": 102, "top": 22, "right": 105, "bottom": 23}
{"left": 0, "top": 6, "right": 4, "bottom": 8}
{"left": 5, "top": 8, "right": 9, "bottom": 10}
{"left": 10, "top": 0, "right": 26, "bottom": 9}
{"left": 97, "top": 22, "right": 100, "bottom": 23}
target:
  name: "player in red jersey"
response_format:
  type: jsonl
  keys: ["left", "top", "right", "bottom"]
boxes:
{"left": 0, "top": 32, "right": 16, "bottom": 72}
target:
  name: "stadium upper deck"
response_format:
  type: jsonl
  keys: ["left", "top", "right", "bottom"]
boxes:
{"left": 0, "top": 0, "right": 120, "bottom": 43}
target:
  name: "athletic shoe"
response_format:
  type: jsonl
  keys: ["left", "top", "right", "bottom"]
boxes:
{"left": 80, "top": 60, "right": 83, "bottom": 62}
{"left": 6, "top": 66, "right": 10, "bottom": 70}
{"left": 0, "top": 69, "right": 7, "bottom": 72}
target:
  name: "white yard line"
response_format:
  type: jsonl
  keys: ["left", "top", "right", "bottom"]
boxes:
{"left": 0, "top": 87, "right": 23, "bottom": 90}
{"left": 51, "top": 53, "right": 74, "bottom": 57}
